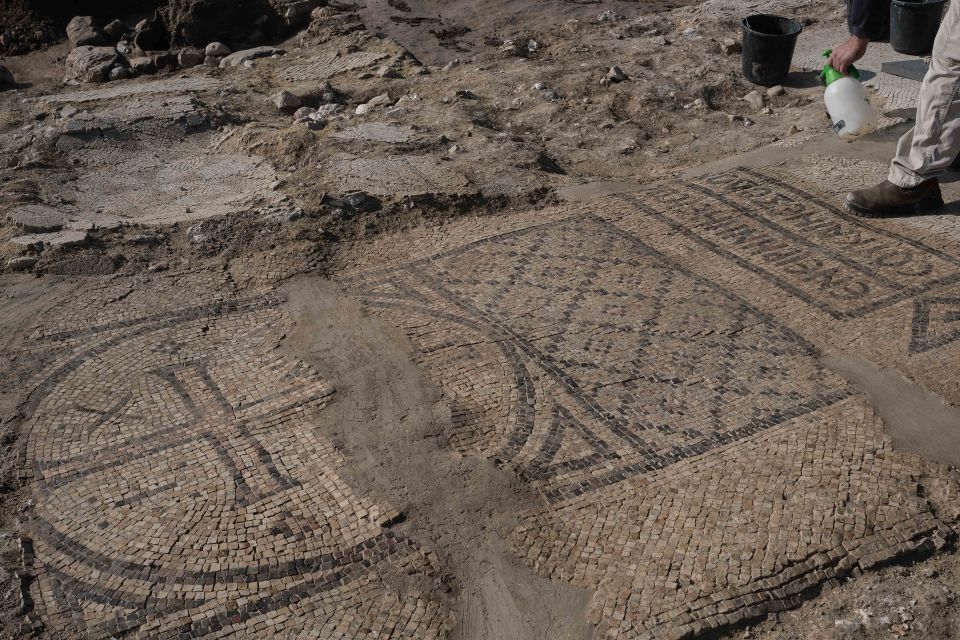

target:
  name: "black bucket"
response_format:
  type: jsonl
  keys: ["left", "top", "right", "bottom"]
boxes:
{"left": 891, "top": 0, "right": 946, "bottom": 55}
{"left": 741, "top": 14, "right": 803, "bottom": 86}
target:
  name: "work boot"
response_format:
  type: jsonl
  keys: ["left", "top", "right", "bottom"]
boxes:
{"left": 844, "top": 178, "right": 943, "bottom": 218}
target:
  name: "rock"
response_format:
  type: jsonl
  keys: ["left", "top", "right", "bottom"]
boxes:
{"left": 721, "top": 38, "right": 741, "bottom": 55}
{"left": 0, "top": 64, "right": 14, "bottom": 89}
{"left": 342, "top": 191, "right": 381, "bottom": 212}
{"left": 787, "top": 124, "right": 801, "bottom": 135}
{"left": 64, "top": 46, "right": 119, "bottom": 83}
{"left": 607, "top": 66, "right": 628, "bottom": 83}
{"left": 128, "top": 56, "right": 157, "bottom": 74}
{"left": 7, "top": 205, "right": 65, "bottom": 232}
{"left": 367, "top": 93, "right": 392, "bottom": 107}
{"left": 294, "top": 106, "right": 317, "bottom": 119}
{"left": 767, "top": 84, "right": 785, "bottom": 97}
{"left": 273, "top": 90, "right": 301, "bottom": 110}
{"left": 377, "top": 64, "right": 401, "bottom": 78}
{"left": 103, "top": 19, "right": 127, "bottom": 42}
{"left": 107, "top": 66, "right": 129, "bottom": 81}
{"left": 9, "top": 230, "right": 89, "bottom": 250}
{"left": 133, "top": 18, "right": 168, "bottom": 51}
{"left": 598, "top": 9, "right": 625, "bottom": 22}
{"left": 60, "top": 105, "right": 78, "bottom": 118}
{"left": 743, "top": 90, "right": 765, "bottom": 111}
{"left": 205, "top": 42, "right": 231, "bottom": 57}
{"left": 153, "top": 51, "right": 179, "bottom": 69}
{"left": 6, "top": 256, "right": 38, "bottom": 272}
{"left": 66, "top": 16, "right": 105, "bottom": 48}
{"left": 314, "top": 103, "right": 344, "bottom": 118}
{"left": 355, "top": 103, "right": 371, "bottom": 116}
{"left": 203, "top": 55, "right": 222, "bottom": 67}
{"left": 283, "top": 0, "right": 323, "bottom": 26}
{"left": 500, "top": 41, "right": 527, "bottom": 58}
{"left": 115, "top": 39, "right": 135, "bottom": 57}
{"left": 178, "top": 47, "right": 204, "bottom": 68}
{"left": 219, "top": 46, "right": 284, "bottom": 68}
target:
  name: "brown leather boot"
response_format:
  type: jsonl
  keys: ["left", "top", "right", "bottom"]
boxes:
{"left": 844, "top": 178, "right": 944, "bottom": 218}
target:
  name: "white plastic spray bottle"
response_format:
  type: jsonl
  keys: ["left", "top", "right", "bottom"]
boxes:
{"left": 820, "top": 49, "right": 878, "bottom": 142}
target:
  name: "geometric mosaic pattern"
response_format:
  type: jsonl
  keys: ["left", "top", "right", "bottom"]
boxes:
{"left": 336, "top": 168, "right": 959, "bottom": 638}
{"left": 17, "top": 275, "right": 453, "bottom": 639}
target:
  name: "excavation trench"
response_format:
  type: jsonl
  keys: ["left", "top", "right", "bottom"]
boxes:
{"left": 282, "top": 277, "right": 593, "bottom": 640}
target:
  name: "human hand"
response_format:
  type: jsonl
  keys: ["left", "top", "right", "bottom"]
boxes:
{"left": 828, "top": 36, "right": 869, "bottom": 74}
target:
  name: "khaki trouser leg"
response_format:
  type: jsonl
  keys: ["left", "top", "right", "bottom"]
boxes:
{"left": 888, "top": 1, "right": 960, "bottom": 187}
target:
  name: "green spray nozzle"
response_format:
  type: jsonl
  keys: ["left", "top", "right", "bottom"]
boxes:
{"left": 820, "top": 49, "right": 861, "bottom": 84}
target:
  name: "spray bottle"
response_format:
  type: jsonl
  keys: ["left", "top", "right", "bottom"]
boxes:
{"left": 821, "top": 50, "right": 878, "bottom": 141}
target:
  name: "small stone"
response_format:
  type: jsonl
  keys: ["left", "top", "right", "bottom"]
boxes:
{"left": 314, "top": 103, "right": 344, "bottom": 118}
{"left": 767, "top": 85, "right": 785, "bottom": 97}
{"left": 367, "top": 93, "right": 392, "bottom": 107}
{"left": 442, "top": 59, "right": 460, "bottom": 71}
{"left": 273, "top": 90, "right": 301, "bottom": 110}
{"left": 377, "top": 64, "right": 400, "bottom": 78}
{"left": 66, "top": 16, "right": 104, "bottom": 48}
{"left": 787, "top": 124, "right": 801, "bottom": 135}
{"left": 607, "top": 66, "right": 628, "bottom": 83}
{"left": 107, "top": 66, "right": 129, "bottom": 81}
{"left": 203, "top": 55, "right": 222, "bottom": 67}
{"left": 721, "top": 38, "right": 742, "bottom": 55}
{"left": 6, "top": 256, "right": 39, "bottom": 272}
{"left": 286, "top": 209, "right": 304, "bottom": 221}
{"left": 103, "top": 19, "right": 127, "bottom": 41}
{"left": 60, "top": 105, "right": 78, "bottom": 118}
{"left": 743, "top": 90, "right": 765, "bottom": 111}
{"left": 178, "top": 47, "right": 204, "bottom": 68}
{"left": 598, "top": 9, "right": 625, "bottom": 22}
{"left": 532, "top": 82, "right": 547, "bottom": 91}
{"left": 294, "top": 106, "right": 317, "bottom": 119}
{"left": 500, "top": 41, "right": 527, "bottom": 57}
{"left": 355, "top": 103, "right": 371, "bottom": 115}
{"left": 343, "top": 191, "right": 380, "bottom": 212}
{"left": 205, "top": 42, "right": 231, "bottom": 57}
{"left": 147, "top": 261, "right": 169, "bottom": 272}
{"left": 128, "top": 56, "right": 156, "bottom": 74}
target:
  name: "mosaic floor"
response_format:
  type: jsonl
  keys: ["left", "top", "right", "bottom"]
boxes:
{"left": 335, "top": 166, "right": 960, "bottom": 638}
{"left": 15, "top": 166, "right": 960, "bottom": 639}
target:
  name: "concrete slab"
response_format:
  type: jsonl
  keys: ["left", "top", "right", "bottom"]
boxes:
{"left": 9, "top": 230, "right": 89, "bottom": 249}
{"left": 328, "top": 153, "right": 470, "bottom": 196}
{"left": 6, "top": 204, "right": 66, "bottom": 232}
{"left": 331, "top": 123, "right": 417, "bottom": 143}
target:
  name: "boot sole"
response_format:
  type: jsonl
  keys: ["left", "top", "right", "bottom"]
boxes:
{"left": 844, "top": 195, "right": 945, "bottom": 218}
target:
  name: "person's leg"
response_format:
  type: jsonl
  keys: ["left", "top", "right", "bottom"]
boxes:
{"left": 889, "top": 1, "right": 960, "bottom": 187}
{"left": 845, "top": 4, "right": 959, "bottom": 216}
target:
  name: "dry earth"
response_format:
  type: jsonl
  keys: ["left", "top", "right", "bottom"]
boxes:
{"left": 1, "top": 0, "right": 959, "bottom": 639}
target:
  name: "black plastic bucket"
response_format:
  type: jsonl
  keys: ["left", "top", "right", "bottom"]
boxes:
{"left": 891, "top": 0, "right": 946, "bottom": 55}
{"left": 741, "top": 14, "right": 803, "bottom": 86}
